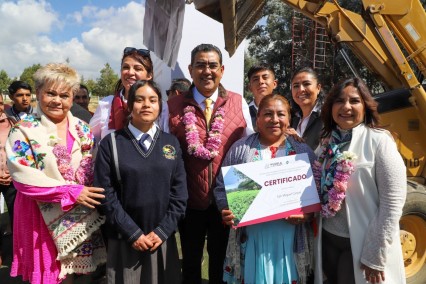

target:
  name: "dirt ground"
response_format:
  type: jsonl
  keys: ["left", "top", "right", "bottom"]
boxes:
{"left": 0, "top": 211, "right": 209, "bottom": 284}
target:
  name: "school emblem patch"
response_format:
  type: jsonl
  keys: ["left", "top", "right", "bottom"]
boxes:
{"left": 163, "top": 145, "right": 176, "bottom": 160}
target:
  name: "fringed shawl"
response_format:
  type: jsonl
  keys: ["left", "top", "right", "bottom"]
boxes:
{"left": 6, "top": 110, "right": 106, "bottom": 279}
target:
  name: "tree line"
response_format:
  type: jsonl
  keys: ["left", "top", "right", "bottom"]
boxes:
{"left": 0, "top": 63, "right": 119, "bottom": 98}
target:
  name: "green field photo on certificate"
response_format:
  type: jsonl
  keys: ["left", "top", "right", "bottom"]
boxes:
{"left": 228, "top": 190, "right": 259, "bottom": 225}
{"left": 225, "top": 167, "right": 262, "bottom": 225}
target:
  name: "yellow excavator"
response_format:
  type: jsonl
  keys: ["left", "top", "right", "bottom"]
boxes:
{"left": 189, "top": 0, "right": 426, "bottom": 282}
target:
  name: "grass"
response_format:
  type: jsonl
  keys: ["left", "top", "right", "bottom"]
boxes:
{"left": 175, "top": 232, "right": 210, "bottom": 283}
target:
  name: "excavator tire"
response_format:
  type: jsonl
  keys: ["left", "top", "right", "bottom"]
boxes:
{"left": 400, "top": 182, "right": 426, "bottom": 283}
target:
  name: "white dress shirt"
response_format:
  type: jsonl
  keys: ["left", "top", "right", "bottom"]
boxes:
{"left": 128, "top": 123, "right": 158, "bottom": 150}
{"left": 163, "top": 87, "right": 253, "bottom": 135}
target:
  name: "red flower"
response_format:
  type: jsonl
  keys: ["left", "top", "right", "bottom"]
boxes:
{"left": 81, "top": 144, "right": 92, "bottom": 152}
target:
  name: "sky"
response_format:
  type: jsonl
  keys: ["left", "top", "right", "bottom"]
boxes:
{"left": 0, "top": 0, "right": 247, "bottom": 95}
{"left": 0, "top": 0, "right": 149, "bottom": 80}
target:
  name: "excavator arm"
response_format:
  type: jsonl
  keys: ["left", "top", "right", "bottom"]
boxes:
{"left": 193, "top": 0, "right": 426, "bottom": 126}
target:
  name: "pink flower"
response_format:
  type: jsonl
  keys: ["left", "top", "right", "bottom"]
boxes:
{"left": 315, "top": 144, "right": 356, "bottom": 218}
{"left": 321, "top": 205, "right": 334, "bottom": 218}
{"left": 52, "top": 126, "right": 94, "bottom": 185}
{"left": 182, "top": 106, "right": 225, "bottom": 160}
{"left": 333, "top": 180, "right": 346, "bottom": 192}
{"left": 328, "top": 200, "right": 342, "bottom": 211}
{"left": 328, "top": 189, "right": 345, "bottom": 200}
{"left": 75, "top": 156, "right": 94, "bottom": 185}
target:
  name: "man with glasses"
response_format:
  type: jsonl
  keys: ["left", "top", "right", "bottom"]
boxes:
{"left": 168, "top": 43, "right": 253, "bottom": 284}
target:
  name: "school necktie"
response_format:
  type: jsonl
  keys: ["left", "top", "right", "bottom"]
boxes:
{"left": 204, "top": 98, "right": 213, "bottom": 125}
{"left": 139, "top": 133, "right": 150, "bottom": 152}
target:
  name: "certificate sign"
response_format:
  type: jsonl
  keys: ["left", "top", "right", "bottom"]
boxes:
{"left": 221, "top": 153, "right": 321, "bottom": 227}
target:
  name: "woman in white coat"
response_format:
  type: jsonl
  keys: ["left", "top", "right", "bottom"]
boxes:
{"left": 314, "top": 77, "right": 406, "bottom": 284}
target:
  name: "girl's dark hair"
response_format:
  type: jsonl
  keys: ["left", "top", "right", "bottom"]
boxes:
{"left": 321, "top": 77, "right": 380, "bottom": 138}
{"left": 290, "top": 66, "right": 324, "bottom": 115}
{"left": 127, "top": 80, "right": 162, "bottom": 121}
{"left": 114, "top": 49, "right": 154, "bottom": 93}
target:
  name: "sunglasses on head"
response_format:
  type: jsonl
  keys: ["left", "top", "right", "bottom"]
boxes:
{"left": 123, "top": 47, "right": 150, "bottom": 57}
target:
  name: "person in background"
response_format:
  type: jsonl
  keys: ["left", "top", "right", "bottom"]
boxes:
{"left": 70, "top": 102, "right": 93, "bottom": 124}
{"left": 247, "top": 64, "right": 277, "bottom": 130}
{"left": 70, "top": 84, "right": 93, "bottom": 123}
{"left": 168, "top": 43, "right": 253, "bottom": 284}
{"left": 95, "top": 80, "right": 187, "bottom": 284}
{"left": 214, "top": 94, "right": 315, "bottom": 284}
{"left": 290, "top": 67, "right": 324, "bottom": 150}
{"left": 0, "top": 94, "right": 14, "bottom": 267}
{"left": 6, "top": 80, "right": 35, "bottom": 123}
{"left": 314, "top": 77, "right": 406, "bottom": 284}
{"left": 74, "top": 84, "right": 93, "bottom": 115}
{"left": 166, "top": 78, "right": 191, "bottom": 99}
{"left": 6, "top": 63, "right": 106, "bottom": 284}
{"left": 90, "top": 47, "right": 153, "bottom": 144}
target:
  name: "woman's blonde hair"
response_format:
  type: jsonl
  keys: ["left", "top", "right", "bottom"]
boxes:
{"left": 33, "top": 63, "right": 80, "bottom": 94}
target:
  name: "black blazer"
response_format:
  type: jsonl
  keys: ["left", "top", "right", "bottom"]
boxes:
{"left": 291, "top": 111, "right": 323, "bottom": 150}
{"left": 249, "top": 104, "right": 257, "bottom": 130}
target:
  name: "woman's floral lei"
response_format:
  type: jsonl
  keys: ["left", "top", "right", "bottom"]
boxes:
{"left": 50, "top": 121, "right": 94, "bottom": 185}
{"left": 313, "top": 139, "right": 357, "bottom": 218}
{"left": 182, "top": 105, "right": 225, "bottom": 160}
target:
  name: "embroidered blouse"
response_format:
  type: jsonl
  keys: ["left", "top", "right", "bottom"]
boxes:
{"left": 6, "top": 111, "right": 105, "bottom": 284}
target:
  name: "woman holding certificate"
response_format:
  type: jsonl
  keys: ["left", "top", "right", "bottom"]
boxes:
{"left": 313, "top": 77, "right": 406, "bottom": 284}
{"left": 214, "top": 94, "right": 316, "bottom": 284}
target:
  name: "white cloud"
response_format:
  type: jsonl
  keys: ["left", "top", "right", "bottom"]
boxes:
{"left": 0, "top": 0, "right": 145, "bottom": 81}
{"left": 0, "top": 0, "right": 58, "bottom": 37}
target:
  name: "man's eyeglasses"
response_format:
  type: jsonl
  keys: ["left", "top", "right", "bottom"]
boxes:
{"left": 123, "top": 47, "right": 150, "bottom": 57}
{"left": 193, "top": 62, "right": 221, "bottom": 72}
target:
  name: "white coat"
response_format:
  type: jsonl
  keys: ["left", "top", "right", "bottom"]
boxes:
{"left": 314, "top": 124, "right": 406, "bottom": 284}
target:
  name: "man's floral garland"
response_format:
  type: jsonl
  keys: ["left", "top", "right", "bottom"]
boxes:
{"left": 313, "top": 140, "right": 357, "bottom": 218}
{"left": 50, "top": 122, "right": 94, "bottom": 185}
{"left": 182, "top": 105, "right": 225, "bottom": 160}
